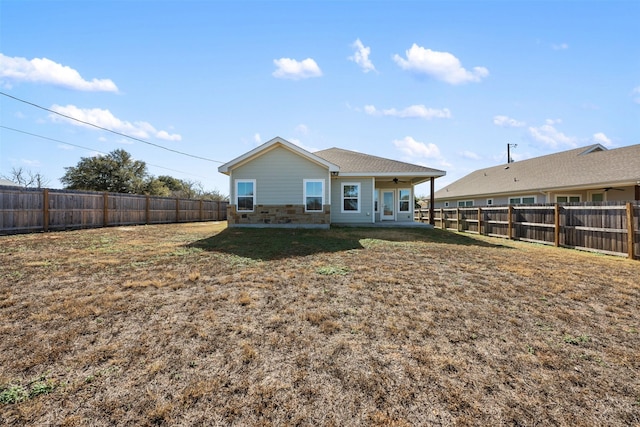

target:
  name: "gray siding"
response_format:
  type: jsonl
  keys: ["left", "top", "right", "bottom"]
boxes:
{"left": 230, "top": 146, "right": 329, "bottom": 205}
{"left": 330, "top": 177, "right": 374, "bottom": 224}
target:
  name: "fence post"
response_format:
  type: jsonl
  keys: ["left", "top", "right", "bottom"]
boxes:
{"left": 627, "top": 202, "right": 635, "bottom": 260}
{"left": 199, "top": 199, "right": 204, "bottom": 221}
{"left": 145, "top": 195, "right": 150, "bottom": 225}
{"left": 477, "top": 207, "right": 482, "bottom": 235}
{"left": 43, "top": 188, "right": 49, "bottom": 232}
{"left": 554, "top": 204, "right": 560, "bottom": 247}
{"left": 175, "top": 198, "right": 180, "bottom": 223}
{"left": 440, "top": 208, "right": 445, "bottom": 230}
{"left": 456, "top": 208, "right": 462, "bottom": 232}
{"left": 103, "top": 192, "right": 109, "bottom": 226}
{"left": 507, "top": 205, "right": 513, "bottom": 239}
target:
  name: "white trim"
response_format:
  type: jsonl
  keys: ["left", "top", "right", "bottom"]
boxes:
{"left": 486, "top": 198, "right": 494, "bottom": 206}
{"left": 303, "top": 179, "right": 325, "bottom": 212}
{"left": 341, "top": 182, "right": 361, "bottom": 213}
{"left": 235, "top": 179, "right": 256, "bottom": 212}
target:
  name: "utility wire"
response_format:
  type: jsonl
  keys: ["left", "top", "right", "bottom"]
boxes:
{"left": 0, "top": 91, "right": 225, "bottom": 164}
{"left": 0, "top": 125, "right": 209, "bottom": 179}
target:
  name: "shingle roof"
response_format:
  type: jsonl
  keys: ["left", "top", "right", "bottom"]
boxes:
{"left": 314, "top": 147, "right": 445, "bottom": 176}
{"left": 434, "top": 144, "right": 640, "bottom": 199}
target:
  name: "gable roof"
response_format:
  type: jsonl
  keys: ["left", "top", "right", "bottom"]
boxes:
{"left": 314, "top": 147, "right": 446, "bottom": 178}
{"left": 435, "top": 143, "right": 640, "bottom": 200}
{"left": 218, "top": 136, "right": 339, "bottom": 175}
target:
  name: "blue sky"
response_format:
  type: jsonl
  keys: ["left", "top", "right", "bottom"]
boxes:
{"left": 1, "top": 0, "right": 638, "bottom": 196}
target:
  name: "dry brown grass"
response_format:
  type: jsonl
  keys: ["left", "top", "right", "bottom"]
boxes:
{"left": 1, "top": 222, "right": 639, "bottom": 426}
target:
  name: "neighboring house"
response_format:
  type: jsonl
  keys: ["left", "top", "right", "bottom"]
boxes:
{"left": 433, "top": 143, "right": 640, "bottom": 208}
{"left": 0, "top": 178, "right": 21, "bottom": 187}
{"left": 218, "top": 136, "right": 446, "bottom": 228}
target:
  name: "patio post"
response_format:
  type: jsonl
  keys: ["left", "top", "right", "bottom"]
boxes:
{"left": 429, "top": 177, "right": 435, "bottom": 225}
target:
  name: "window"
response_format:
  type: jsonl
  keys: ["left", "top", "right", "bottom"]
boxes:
{"left": 591, "top": 193, "right": 604, "bottom": 202}
{"left": 444, "top": 202, "right": 450, "bottom": 208}
{"left": 399, "top": 189, "right": 411, "bottom": 212}
{"left": 509, "top": 196, "right": 536, "bottom": 204}
{"left": 236, "top": 179, "right": 255, "bottom": 212}
{"left": 556, "top": 195, "right": 581, "bottom": 203}
{"left": 342, "top": 183, "right": 360, "bottom": 213}
{"left": 304, "top": 179, "right": 324, "bottom": 212}
{"left": 486, "top": 199, "right": 494, "bottom": 206}
{"left": 457, "top": 200, "right": 473, "bottom": 207}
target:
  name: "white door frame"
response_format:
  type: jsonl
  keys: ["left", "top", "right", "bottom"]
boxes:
{"left": 381, "top": 189, "right": 395, "bottom": 221}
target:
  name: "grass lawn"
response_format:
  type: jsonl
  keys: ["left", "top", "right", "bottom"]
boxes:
{"left": 1, "top": 222, "right": 639, "bottom": 426}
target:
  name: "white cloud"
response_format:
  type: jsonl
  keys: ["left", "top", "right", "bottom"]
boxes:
{"left": 0, "top": 53, "right": 118, "bottom": 92}
{"left": 365, "top": 104, "right": 451, "bottom": 119}
{"left": 591, "top": 132, "right": 613, "bottom": 147}
{"left": 459, "top": 150, "right": 481, "bottom": 160}
{"left": 49, "top": 104, "right": 182, "bottom": 141}
{"left": 295, "top": 124, "right": 309, "bottom": 135}
{"left": 393, "top": 136, "right": 441, "bottom": 159}
{"left": 272, "top": 58, "right": 322, "bottom": 80}
{"left": 493, "top": 115, "right": 525, "bottom": 128}
{"left": 552, "top": 43, "right": 569, "bottom": 50}
{"left": 632, "top": 86, "right": 640, "bottom": 104}
{"left": 528, "top": 120, "right": 577, "bottom": 148}
{"left": 348, "top": 38, "right": 376, "bottom": 73}
{"left": 392, "top": 44, "right": 489, "bottom": 85}
{"left": 253, "top": 133, "right": 262, "bottom": 144}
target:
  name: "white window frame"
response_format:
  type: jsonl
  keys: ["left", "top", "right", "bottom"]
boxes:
{"left": 486, "top": 199, "right": 494, "bottom": 206}
{"left": 444, "top": 201, "right": 450, "bottom": 208}
{"left": 398, "top": 188, "right": 411, "bottom": 212}
{"left": 509, "top": 195, "right": 537, "bottom": 205}
{"left": 235, "top": 179, "right": 256, "bottom": 212}
{"left": 303, "top": 179, "right": 324, "bottom": 212}
{"left": 341, "top": 182, "right": 360, "bottom": 213}
{"left": 556, "top": 194, "right": 581, "bottom": 203}
{"left": 457, "top": 200, "right": 473, "bottom": 207}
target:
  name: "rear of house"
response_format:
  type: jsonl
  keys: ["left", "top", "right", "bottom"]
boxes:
{"left": 218, "top": 137, "right": 446, "bottom": 228}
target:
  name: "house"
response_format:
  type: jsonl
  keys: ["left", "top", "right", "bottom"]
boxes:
{"left": 218, "top": 137, "right": 446, "bottom": 228}
{"left": 0, "top": 178, "right": 21, "bottom": 187}
{"left": 433, "top": 143, "right": 640, "bottom": 208}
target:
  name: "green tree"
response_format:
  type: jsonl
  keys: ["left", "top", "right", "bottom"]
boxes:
{"left": 61, "top": 149, "right": 149, "bottom": 194}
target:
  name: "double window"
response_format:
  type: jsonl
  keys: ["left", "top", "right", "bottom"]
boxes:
{"left": 236, "top": 179, "right": 256, "bottom": 212}
{"left": 457, "top": 200, "right": 473, "bottom": 207}
{"left": 304, "top": 179, "right": 324, "bottom": 212}
{"left": 342, "top": 183, "right": 360, "bottom": 213}
{"left": 509, "top": 196, "right": 536, "bottom": 204}
{"left": 556, "top": 195, "right": 581, "bottom": 203}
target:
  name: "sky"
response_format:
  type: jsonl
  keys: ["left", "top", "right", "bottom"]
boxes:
{"left": 1, "top": 0, "right": 639, "bottom": 197}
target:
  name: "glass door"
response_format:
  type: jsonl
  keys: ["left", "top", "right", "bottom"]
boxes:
{"left": 382, "top": 190, "right": 395, "bottom": 220}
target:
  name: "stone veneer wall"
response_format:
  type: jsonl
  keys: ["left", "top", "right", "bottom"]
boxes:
{"left": 227, "top": 204, "right": 330, "bottom": 227}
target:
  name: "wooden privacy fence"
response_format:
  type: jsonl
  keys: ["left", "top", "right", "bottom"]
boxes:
{"left": 0, "top": 186, "right": 228, "bottom": 235}
{"left": 417, "top": 202, "right": 640, "bottom": 260}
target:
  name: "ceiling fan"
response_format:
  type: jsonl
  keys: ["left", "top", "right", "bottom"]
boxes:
{"left": 392, "top": 177, "right": 410, "bottom": 184}
{"left": 603, "top": 187, "right": 624, "bottom": 192}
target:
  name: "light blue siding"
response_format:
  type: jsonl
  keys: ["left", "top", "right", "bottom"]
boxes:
{"left": 329, "top": 178, "right": 374, "bottom": 224}
{"left": 230, "top": 146, "right": 329, "bottom": 205}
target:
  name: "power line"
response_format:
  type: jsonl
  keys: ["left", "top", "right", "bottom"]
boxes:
{"left": 0, "top": 125, "right": 209, "bottom": 179}
{"left": 0, "top": 91, "right": 225, "bottom": 164}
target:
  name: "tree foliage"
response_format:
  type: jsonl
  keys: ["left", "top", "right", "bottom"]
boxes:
{"left": 60, "top": 149, "right": 227, "bottom": 200}
{"left": 61, "top": 149, "right": 149, "bottom": 194}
